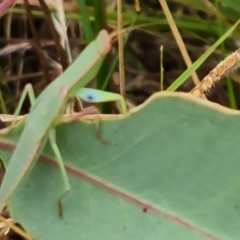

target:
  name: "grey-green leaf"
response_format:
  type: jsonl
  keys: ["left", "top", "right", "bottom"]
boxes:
{"left": 1, "top": 92, "right": 240, "bottom": 240}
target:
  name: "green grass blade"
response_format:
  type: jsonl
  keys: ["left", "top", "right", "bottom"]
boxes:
{"left": 166, "top": 19, "right": 240, "bottom": 91}
{"left": 0, "top": 89, "right": 8, "bottom": 114}
{"left": 166, "top": 19, "right": 240, "bottom": 92}
{"left": 92, "top": 0, "right": 107, "bottom": 32}
{"left": 75, "top": 0, "right": 94, "bottom": 42}
{"left": 214, "top": 0, "right": 236, "bottom": 109}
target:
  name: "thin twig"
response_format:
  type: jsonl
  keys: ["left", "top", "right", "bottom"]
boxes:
{"left": 38, "top": 0, "right": 68, "bottom": 70}
{"left": 134, "top": 0, "right": 141, "bottom": 13}
{"left": 23, "top": 0, "right": 50, "bottom": 83}
{"left": 158, "top": 0, "right": 200, "bottom": 86}
{"left": 117, "top": 0, "right": 125, "bottom": 98}
{"left": 0, "top": 215, "right": 33, "bottom": 240}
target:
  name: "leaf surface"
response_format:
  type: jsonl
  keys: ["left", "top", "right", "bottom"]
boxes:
{"left": 0, "top": 92, "right": 240, "bottom": 240}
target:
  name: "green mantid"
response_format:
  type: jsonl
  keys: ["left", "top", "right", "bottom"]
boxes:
{"left": 0, "top": 29, "right": 128, "bottom": 217}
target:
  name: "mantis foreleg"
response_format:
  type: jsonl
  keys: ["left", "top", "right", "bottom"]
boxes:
{"left": 78, "top": 88, "right": 128, "bottom": 114}
{"left": 78, "top": 88, "right": 128, "bottom": 144}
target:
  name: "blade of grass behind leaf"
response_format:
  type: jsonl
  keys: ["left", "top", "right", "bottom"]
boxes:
{"left": 75, "top": 0, "right": 94, "bottom": 42}
{"left": 92, "top": 0, "right": 107, "bottom": 32}
{"left": 93, "top": 0, "right": 110, "bottom": 113}
{"left": 214, "top": 0, "right": 236, "bottom": 109}
{"left": 166, "top": 19, "right": 240, "bottom": 92}
{"left": 0, "top": 88, "right": 7, "bottom": 114}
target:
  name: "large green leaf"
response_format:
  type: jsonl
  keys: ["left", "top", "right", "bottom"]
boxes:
{"left": 1, "top": 92, "right": 240, "bottom": 239}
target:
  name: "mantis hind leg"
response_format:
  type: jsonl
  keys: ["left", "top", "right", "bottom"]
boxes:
{"left": 49, "top": 129, "right": 70, "bottom": 218}
{"left": 13, "top": 84, "right": 36, "bottom": 115}
{"left": 0, "top": 84, "right": 36, "bottom": 135}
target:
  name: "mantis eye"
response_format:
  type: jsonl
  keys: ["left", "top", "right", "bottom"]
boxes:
{"left": 84, "top": 94, "right": 95, "bottom": 102}
{"left": 78, "top": 88, "right": 99, "bottom": 103}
